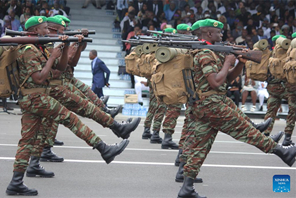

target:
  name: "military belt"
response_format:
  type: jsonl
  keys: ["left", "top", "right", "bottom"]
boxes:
{"left": 49, "top": 79, "right": 63, "bottom": 86}
{"left": 20, "top": 87, "right": 51, "bottom": 95}
{"left": 197, "top": 90, "right": 227, "bottom": 100}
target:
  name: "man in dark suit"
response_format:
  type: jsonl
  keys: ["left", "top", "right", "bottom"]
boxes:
{"left": 89, "top": 50, "right": 110, "bottom": 98}
{"left": 133, "top": 0, "right": 147, "bottom": 15}
{"left": 147, "top": 0, "right": 163, "bottom": 18}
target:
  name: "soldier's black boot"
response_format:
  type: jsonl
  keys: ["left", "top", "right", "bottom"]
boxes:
{"left": 250, "top": 117, "right": 272, "bottom": 132}
{"left": 103, "top": 105, "right": 122, "bottom": 118}
{"left": 272, "top": 144, "right": 296, "bottom": 166}
{"left": 282, "top": 133, "right": 295, "bottom": 146}
{"left": 110, "top": 117, "right": 141, "bottom": 139}
{"left": 142, "top": 127, "right": 152, "bottom": 139}
{"left": 175, "top": 149, "right": 182, "bottom": 166}
{"left": 94, "top": 139, "right": 129, "bottom": 164}
{"left": 150, "top": 131, "right": 162, "bottom": 144}
{"left": 26, "top": 156, "right": 54, "bottom": 177}
{"left": 6, "top": 172, "right": 38, "bottom": 196}
{"left": 101, "top": 95, "right": 109, "bottom": 105}
{"left": 176, "top": 162, "right": 203, "bottom": 183}
{"left": 264, "top": 131, "right": 285, "bottom": 143}
{"left": 40, "top": 147, "right": 64, "bottom": 162}
{"left": 54, "top": 138, "right": 64, "bottom": 146}
{"left": 177, "top": 176, "right": 206, "bottom": 198}
{"left": 161, "top": 133, "right": 179, "bottom": 149}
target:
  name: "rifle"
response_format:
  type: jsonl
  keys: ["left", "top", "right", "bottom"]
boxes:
{"left": 5, "top": 29, "right": 96, "bottom": 36}
{"left": 0, "top": 43, "right": 18, "bottom": 46}
{"left": 0, "top": 36, "right": 93, "bottom": 44}
{"left": 147, "top": 30, "right": 196, "bottom": 38}
{"left": 133, "top": 35, "right": 200, "bottom": 41}
{"left": 123, "top": 39, "right": 262, "bottom": 63}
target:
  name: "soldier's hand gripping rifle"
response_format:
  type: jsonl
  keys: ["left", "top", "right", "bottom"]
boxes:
{"left": 0, "top": 36, "right": 93, "bottom": 44}
{"left": 5, "top": 29, "right": 96, "bottom": 37}
{"left": 123, "top": 39, "right": 262, "bottom": 63}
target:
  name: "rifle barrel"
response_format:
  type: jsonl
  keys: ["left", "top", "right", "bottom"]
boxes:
{"left": 0, "top": 36, "right": 92, "bottom": 44}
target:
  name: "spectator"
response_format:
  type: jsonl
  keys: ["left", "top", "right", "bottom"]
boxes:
{"left": 9, "top": 10, "right": 21, "bottom": 31}
{"left": 2, "top": 15, "right": 11, "bottom": 37}
{"left": 147, "top": 0, "right": 163, "bottom": 19}
{"left": 133, "top": 0, "right": 146, "bottom": 15}
{"left": 20, "top": 6, "right": 32, "bottom": 24}
{"left": 268, "top": 30, "right": 276, "bottom": 49}
{"left": 231, "top": 21, "right": 243, "bottom": 40}
{"left": 257, "top": 81, "right": 269, "bottom": 111}
{"left": 137, "top": 2, "right": 148, "bottom": 21}
{"left": 226, "top": 75, "right": 242, "bottom": 107}
{"left": 121, "top": 10, "right": 140, "bottom": 47}
{"left": 164, "top": 1, "right": 177, "bottom": 21}
{"left": 125, "top": 25, "right": 142, "bottom": 55}
{"left": 6, "top": 0, "right": 22, "bottom": 18}
{"left": 49, "top": 3, "right": 67, "bottom": 17}
{"left": 134, "top": 75, "right": 149, "bottom": 106}
{"left": 117, "top": 0, "right": 129, "bottom": 21}
{"left": 89, "top": 49, "right": 110, "bottom": 98}
{"left": 235, "top": 28, "right": 248, "bottom": 45}
{"left": 241, "top": 76, "right": 257, "bottom": 112}
{"left": 120, "top": 6, "right": 135, "bottom": 30}
{"left": 252, "top": 28, "right": 267, "bottom": 44}
{"left": 195, "top": 6, "right": 203, "bottom": 20}
{"left": 142, "top": 11, "right": 159, "bottom": 30}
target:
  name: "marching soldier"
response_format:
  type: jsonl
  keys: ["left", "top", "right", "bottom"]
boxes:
{"left": 161, "top": 24, "right": 193, "bottom": 150}
{"left": 6, "top": 16, "right": 129, "bottom": 196}
{"left": 177, "top": 19, "right": 296, "bottom": 198}
{"left": 263, "top": 35, "right": 293, "bottom": 144}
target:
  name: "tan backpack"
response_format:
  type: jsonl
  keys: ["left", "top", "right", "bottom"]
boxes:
{"left": 245, "top": 48, "right": 271, "bottom": 81}
{"left": 125, "top": 51, "right": 141, "bottom": 76}
{"left": 283, "top": 45, "right": 296, "bottom": 84}
{"left": 0, "top": 45, "right": 22, "bottom": 100}
{"left": 138, "top": 53, "right": 155, "bottom": 78}
{"left": 151, "top": 52, "right": 195, "bottom": 105}
{"left": 268, "top": 38, "right": 290, "bottom": 80}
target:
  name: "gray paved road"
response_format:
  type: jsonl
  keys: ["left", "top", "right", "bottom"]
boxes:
{"left": 0, "top": 111, "right": 295, "bottom": 198}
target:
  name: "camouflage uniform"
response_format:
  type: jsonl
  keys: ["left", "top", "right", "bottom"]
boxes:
{"left": 283, "top": 83, "right": 296, "bottom": 136}
{"left": 144, "top": 80, "right": 166, "bottom": 131}
{"left": 162, "top": 104, "right": 182, "bottom": 135}
{"left": 264, "top": 78, "right": 291, "bottom": 135}
{"left": 14, "top": 45, "right": 102, "bottom": 172}
{"left": 182, "top": 49, "right": 277, "bottom": 179}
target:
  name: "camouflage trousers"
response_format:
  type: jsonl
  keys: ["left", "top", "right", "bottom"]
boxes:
{"left": 71, "top": 77, "right": 105, "bottom": 110}
{"left": 144, "top": 86, "right": 166, "bottom": 132}
{"left": 179, "top": 100, "right": 252, "bottom": 163}
{"left": 264, "top": 83, "right": 292, "bottom": 135}
{"left": 14, "top": 93, "right": 101, "bottom": 172}
{"left": 162, "top": 104, "right": 182, "bottom": 135}
{"left": 30, "top": 84, "right": 114, "bottom": 156}
{"left": 42, "top": 78, "right": 107, "bottom": 148}
{"left": 182, "top": 95, "right": 277, "bottom": 179}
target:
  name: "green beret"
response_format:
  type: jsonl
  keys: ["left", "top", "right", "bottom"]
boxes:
{"left": 164, "top": 28, "right": 177, "bottom": 33}
{"left": 292, "top": 32, "right": 296, "bottom": 38}
{"left": 25, "top": 16, "right": 47, "bottom": 30}
{"left": 54, "top": 15, "right": 71, "bottom": 24}
{"left": 191, "top": 20, "right": 203, "bottom": 31}
{"left": 177, "top": 24, "right": 191, "bottom": 31}
{"left": 199, "top": 19, "right": 223, "bottom": 29}
{"left": 272, "top": 35, "right": 286, "bottom": 42}
{"left": 47, "top": 16, "right": 66, "bottom": 27}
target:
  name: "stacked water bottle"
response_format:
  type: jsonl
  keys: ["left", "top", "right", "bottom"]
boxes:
{"left": 119, "top": 74, "right": 131, "bottom": 81}
{"left": 122, "top": 89, "right": 148, "bottom": 116}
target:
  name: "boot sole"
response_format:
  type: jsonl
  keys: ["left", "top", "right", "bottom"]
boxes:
{"left": 175, "top": 161, "right": 180, "bottom": 167}
{"left": 40, "top": 158, "right": 64, "bottom": 162}
{"left": 161, "top": 145, "right": 179, "bottom": 149}
{"left": 175, "top": 177, "right": 203, "bottom": 183}
{"left": 6, "top": 190, "right": 38, "bottom": 196}
{"left": 142, "top": 136, "right": 151, "bottom": 139}
{"left": 122, "top": 118, "right": 141, "bottom": 139}
{"left": 53, "top": 143, "right": 64, "bottom": 146}
{"left": 105, "top": 139, "right": 130, "bottom": 164}
{"left": 26, "top": 173, "right": 55, "bottom": 178}
{"left": 150, "top": 140, "right": 162, "bottom": 144}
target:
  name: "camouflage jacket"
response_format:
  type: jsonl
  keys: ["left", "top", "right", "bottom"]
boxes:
{"left": 17, "top": 44, "right": 57, "bottom": 89}
{"left": 193, "top": 49, "right": 226, "bottom": 93}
